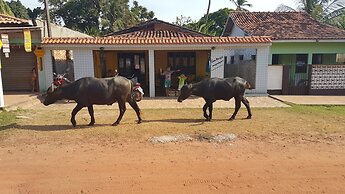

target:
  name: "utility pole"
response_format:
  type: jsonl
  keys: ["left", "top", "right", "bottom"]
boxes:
{"left": 43, "top": 0, "right": 56, "bottom": 74}
{"left": 44, "top": 0, "right": 52, "bottom": 37}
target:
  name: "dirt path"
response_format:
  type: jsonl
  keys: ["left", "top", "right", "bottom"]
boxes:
{"left": 1, "top": 106, "right": 344, "bottom": 193}
{"left": 1, "top": 139, "right": 344, "bottom": 194}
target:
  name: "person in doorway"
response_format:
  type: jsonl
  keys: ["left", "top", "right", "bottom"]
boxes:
{"left": 160, "top": 67, "right": 179, "bottom": 96}
{"left": 177, "top": 73, "right": 187, "bottom": 95}
{"left": 31, "top": 67, "right": 38, "bottom": 92}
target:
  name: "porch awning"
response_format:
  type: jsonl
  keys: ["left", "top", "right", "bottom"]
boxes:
{"left": 42, "top": 36, "right": 271, "bottom": 45}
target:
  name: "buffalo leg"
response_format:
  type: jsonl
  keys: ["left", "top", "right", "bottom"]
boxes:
{"left": 229, "top": 97, "right": 241, "bottom": 121}
{"left": 128, "top": 100, "right": 142, "bottom": 124}
{"left": 87, "top": 105, "right": 95, "bottom": 126}
{"left": 112, "top": 101, "right": 126, "bottom": 126}
{"left": 203, "top": 103, "right": 210, "bottom": 121}
{"left": 241, "top": 97, "right": 252, "bottom": 119}
{"left": 208, "top": 103, "right": 213, "bottom": 121}
{"left": 71, "top": 104, "right": 83, "bottom": 127}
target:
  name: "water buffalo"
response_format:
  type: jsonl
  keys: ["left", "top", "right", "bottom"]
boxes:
{"left": 43, "top": 76, "right": 143, "bottom": 127}
{"left": 177, "top": 77, "right": 252, "bottom": 121}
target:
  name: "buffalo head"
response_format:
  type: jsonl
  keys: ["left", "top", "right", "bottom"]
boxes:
{"left": 177, "top": 84, "right": 191, "bottom": 102}
{"left": 43, "top": 84, "right": 63, "bottom": 106}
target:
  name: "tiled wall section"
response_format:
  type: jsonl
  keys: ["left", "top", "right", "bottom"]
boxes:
{"left": 311, "top": 65, "right": 345, "bottom": 89}
{"left": 73, "top": 49, "right": 94, "bottom": 80}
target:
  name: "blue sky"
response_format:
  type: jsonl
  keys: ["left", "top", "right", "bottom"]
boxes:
{"left": 15, "top": 0, "right": 297, "bottom": 22}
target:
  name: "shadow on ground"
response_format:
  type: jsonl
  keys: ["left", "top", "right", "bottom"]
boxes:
{"left": 0, "top": 123, "right": 17, "bottom": 131}
{"left": 10, "top": 123, "right": 111, "bottom": 131}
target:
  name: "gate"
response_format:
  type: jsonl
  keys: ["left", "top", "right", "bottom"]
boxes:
{"left": 283, "top": 65, "right": 310, "bottom": 95}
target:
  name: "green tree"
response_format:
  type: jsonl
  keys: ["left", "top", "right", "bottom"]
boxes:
{"left": 198, "top": 8, "right": 232, "bottom": 36}
{"left": 27, "top": 7, "right": 44, "bottom": 19}
{"left": 229, "top": 0, "right": 252, "bottom": 11}
{"left": 276, "top": 0, "right": 345, "bottom": 21}
{"left": 174, "top": 8, "right": 232, "bottom": 36}
{"left": 40, "top": 0, "right": 154, "bottom": 35}
{"left": 0, "top": 0, "right": 14, "bottom": 16}
{"left": 57, "top": 0, "right": 100, "bottom": 34}
{"left": 328, "top": 11, "right": 345, "bottom": 29}
{"left": 6, "top": 0, "right": 29, "bottom": 19}
{"left": 131, "top": 0, "right": 154, "bottom": 22}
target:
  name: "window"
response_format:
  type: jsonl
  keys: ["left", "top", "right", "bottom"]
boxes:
{"left": 167, "top": 52, "right": 196, "bottom": 75}
{"left": 272, "top": 54, "right": 279, "bottom": 64}
{"left": 251, "top": 55, "right": 256, "bottom": 60}
{"left": 239, "top": 55, "right": 244, "bottom": 61}
{"left": 312, "top": 54, "right": 322, "bottom": 64}
{"left": 295, "top": 54, "right": 308, "bottom": 73}
{"left": 230, "top": 56, "right": 234, "bottom": 64}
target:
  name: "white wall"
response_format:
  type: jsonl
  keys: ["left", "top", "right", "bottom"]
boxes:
{"left": 210, "top": 48, "right": 225, "bottom": 78}
{"left": 253, "top": 47, "right": 270, "bottom": 94}
{"left": 40, "top": 49, "right": 54, "bottom": 91}
{"left": 230, "top": 25, "right": 246, "bottom": 36}
{"left": 36, "top": 20, "right": 91, "bottom": 38}
{"left": 267, "top": 65, "right": 283, "bottom": 90}
{"left": 73, "top": 49, "right": 94, "bottom": 80}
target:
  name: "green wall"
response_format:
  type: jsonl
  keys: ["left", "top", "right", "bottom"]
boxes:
{"left": 269, "top": 42, "right": 345, "bottom": 64}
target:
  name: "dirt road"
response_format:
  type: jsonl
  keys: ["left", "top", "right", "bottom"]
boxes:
{"left": 1, "top": 139, "right": 344, "bottom": 194}
{"left": 0, "top": 106, "right": 344, "bottom": 193}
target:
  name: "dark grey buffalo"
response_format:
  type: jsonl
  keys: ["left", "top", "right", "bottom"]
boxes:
{"left": 177, "top": 77, "right": 252, "bottom": 121}
{"left": 43, "top": 76, "right": 142, "bottom": 127}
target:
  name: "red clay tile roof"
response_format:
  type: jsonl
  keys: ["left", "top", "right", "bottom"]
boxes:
{"left": 115, "top": 30, "right": 196, "bottom": 38}
{"left": 0, "top": 14, "right": 31, "bottom": 27}
{"left": 42, "top": 36, "right": 271, "bottom": 45}
{"left": 224, "top": 12, "right": 345, "bottom": 40}
{"left": 106, "top": 18, "right": 210, "bottom": 38}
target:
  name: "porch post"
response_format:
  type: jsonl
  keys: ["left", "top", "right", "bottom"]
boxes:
{"left": 41, "top": 49, "right": 54, "bottom": 91}
{"left": 255, "top": 46, "right": 270, "bottom": 94}
{"left": 148, "top": 49, "right": 155, "bottom": 97}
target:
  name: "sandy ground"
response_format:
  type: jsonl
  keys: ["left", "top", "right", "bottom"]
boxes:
{"left": 1, "top": 140, "right": 344, "bottom": 194}
{"left": 0, "top": 106, "right": 345, "bottom": 193}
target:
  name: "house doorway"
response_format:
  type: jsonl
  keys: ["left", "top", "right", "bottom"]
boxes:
{"left": 118, "top": 53, "right": 147, "bottom": 92}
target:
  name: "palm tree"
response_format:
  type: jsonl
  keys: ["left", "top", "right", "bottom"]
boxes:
{"left": 276, "top": 0, "right": 345, "bottom": 21}
{"left": 229, "top": 0, "right": 252, "bottom": 11}
{"left": 199, "top": 0, "right": 211, "bottom": 33}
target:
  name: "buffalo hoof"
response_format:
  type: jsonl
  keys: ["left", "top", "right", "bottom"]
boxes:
{"left": 88, "top": 122, "right": 95, "bottom": 126}
{"left": 71, "top": 120, "right": 77, "bottom": 127}
{"left": 137, "top": 120, "right": 142, "bottom": 124}
{"left": 112, "top": 122, "right": 119, "bottom": 126}
{"left": 205, "top": 117, "right": 211, "bottom": 122}
{"left": 228, "top": 117, "right": 235, "bottom": 121}
{"left": 246, "top": 116, "right": 252, "bottom": 119}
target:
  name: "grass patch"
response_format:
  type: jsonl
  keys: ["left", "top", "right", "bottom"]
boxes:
{"left": 288, "top": 104, "right": 345, "bottom": 116}
{"left": 2, "top": 105, "right": 345, "bottom": 144}
{"left": 0, "top": 110, "right": 16, "bottom": 130}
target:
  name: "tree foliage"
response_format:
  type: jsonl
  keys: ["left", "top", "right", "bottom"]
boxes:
{"left": 174, "top": 8, "right": 232, "bottom": 36}
{"left": 0, "top": 0, "right": 14, "bottom": 16}
{"left": 27, "top": 7, "right": 44, "bottom": 19}
{"left": 229, "top": 0, "right": 252, "bottom": 11}
{"left": 276, "top": 0, "right": 345, "bottom": 21}
{"left": 38, "top": 0, "right": 155, "bottom": 36}
{"left": 6, "top": 0, "right": 29, "bottom": 19}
